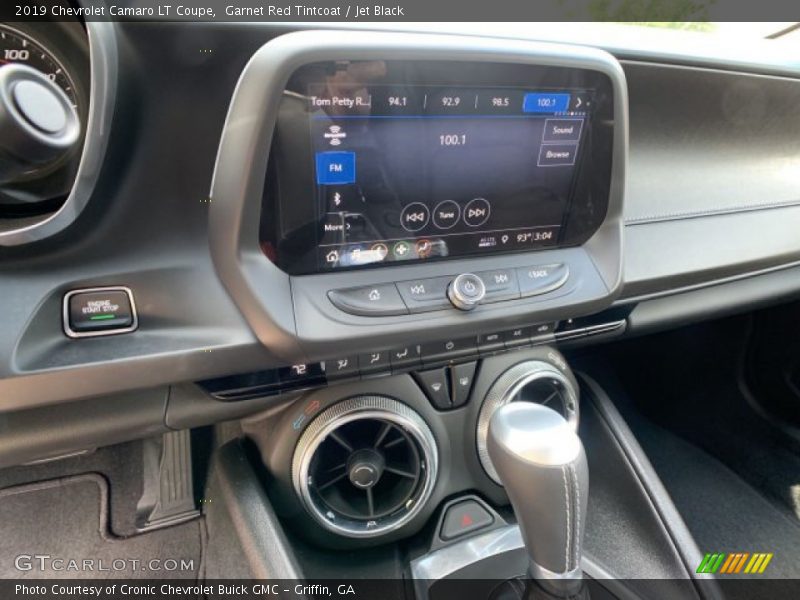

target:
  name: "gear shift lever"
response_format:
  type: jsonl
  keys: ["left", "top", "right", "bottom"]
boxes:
{"left": 487, "top": 402, "right": 589, "bottom": 596}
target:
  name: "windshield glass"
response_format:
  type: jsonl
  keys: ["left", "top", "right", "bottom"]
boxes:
{"left": 624, "top": 22, "right": 800, "bottom": 41}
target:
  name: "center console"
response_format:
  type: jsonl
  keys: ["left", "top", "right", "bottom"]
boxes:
{"left": 203, "top": 27, "right": 696, "bottom": 600}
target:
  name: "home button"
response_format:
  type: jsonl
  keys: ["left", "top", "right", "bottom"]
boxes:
{"left": 328, "top": 283, "right": 409, "bottom": 316}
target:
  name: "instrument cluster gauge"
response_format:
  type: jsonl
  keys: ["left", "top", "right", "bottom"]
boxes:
{"left": 0, "top": 23, "right": 80, "bottom": 110}
{"left": 0, "top": 22, "right": 89, "bottom": 213}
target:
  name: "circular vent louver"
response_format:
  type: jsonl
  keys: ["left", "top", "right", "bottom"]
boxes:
{"left": 477, "top": 361, "right": 579, "bottom": 485}
{"left": 292, "top": 396, "right": 438, "bottom": 538}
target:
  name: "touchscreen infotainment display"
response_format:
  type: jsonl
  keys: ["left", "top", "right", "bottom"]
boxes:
{"left": 263, "top": 61, "right": 613, "bottom": 275}
{"left": 308, "top": 85, "right": 591, "bottom": 270}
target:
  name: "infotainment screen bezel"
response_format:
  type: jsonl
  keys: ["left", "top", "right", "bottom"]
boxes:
{"left": 209, "top": 30, "right": 627, "bottom": 363}
{"left": 262, "top": 60, "right": 615, "bottom": 275}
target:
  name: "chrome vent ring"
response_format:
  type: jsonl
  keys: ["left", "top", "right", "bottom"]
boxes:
{"left": 292, "top": 396, "right": 438, "bottom": 538}
{"left": 477, "top": 361, "right": 579, "bottom": 485}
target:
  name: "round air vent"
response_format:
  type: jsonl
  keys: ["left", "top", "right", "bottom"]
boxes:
{"left": 477, "top": 360, "right": 579, "bottom": 485}
{"left": 292, "top": 396, "right": 438, "bottom": 538}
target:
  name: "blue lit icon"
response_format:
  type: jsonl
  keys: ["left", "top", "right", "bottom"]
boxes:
{"left": 316, "top": 151, "right": 356, "bottom": 185}
{"left": 522, "top": 93, "right": 570, "bottom": 113}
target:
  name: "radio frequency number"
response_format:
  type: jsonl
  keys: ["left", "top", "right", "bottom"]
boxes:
{"left": 439, "top": 134, "right": 467, "bottom": 146}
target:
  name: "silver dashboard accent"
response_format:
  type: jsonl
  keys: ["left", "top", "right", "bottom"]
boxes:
{"left": 410, "top": 525, "right": 638, "bottom": 600}
{"left": 488, "top": 402, "right": 581, "bottom": 467}
{"left": 477, "top": 360, "right": 579, "bottom": 484}
{"left": 411, "top": 523, "right": 614, "bottom": 579}
{"left": 291, "top": 395, "right": 438, "bottom": 539}
{"left": 447, "top": 273, "right": 486, "bottom": 311}
{"left": 554, "top": 319, "right": 626, "bottom": 342}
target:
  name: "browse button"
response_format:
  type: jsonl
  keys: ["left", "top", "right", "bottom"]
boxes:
{"left": 516, "top": 264, "right": 569, "bottom": 297}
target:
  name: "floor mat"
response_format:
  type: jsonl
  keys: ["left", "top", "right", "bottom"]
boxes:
{"left": 627, "top": 411, "right": 800, "bottom": 579}
{"left": 0, "top": 440, "right": 145, "bottom": 537}
{"left": 0, "top": 474, "right": 204, "bottom": 579}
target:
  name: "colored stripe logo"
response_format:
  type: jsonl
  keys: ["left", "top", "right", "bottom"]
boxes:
{"left": 697, "top": 552, "right": 773, "bottom": 574}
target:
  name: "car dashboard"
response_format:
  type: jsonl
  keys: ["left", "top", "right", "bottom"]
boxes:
{"left": 0, "top": 16, "right": 799, "bottom": 597}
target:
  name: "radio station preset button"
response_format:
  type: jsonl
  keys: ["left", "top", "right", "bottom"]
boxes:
{"left": 328, "top": 283, "right": 408, "bottom": 316}
{"left": 516, "top": 263, "right": 569, "bottom": 297}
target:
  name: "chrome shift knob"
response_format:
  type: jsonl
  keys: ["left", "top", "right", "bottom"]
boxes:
{"left": 487, "top": 402, "right": 589, "bottom": 596}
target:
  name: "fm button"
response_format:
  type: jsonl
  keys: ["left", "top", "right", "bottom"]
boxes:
{"left": 447, "top": 273, "right": 486, "bottom": 311}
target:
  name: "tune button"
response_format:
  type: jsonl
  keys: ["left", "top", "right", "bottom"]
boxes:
{"left": 447, "top": 273, "right": 486, "bottom": 311}
{"left": 432, "top": 200, "right": 460, "bottom": 230}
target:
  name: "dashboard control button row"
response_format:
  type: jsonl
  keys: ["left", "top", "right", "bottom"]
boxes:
{"left": 390, "top": 344, "right": 422, "bottom": 370}
{"left": 358, "top": 350, "right": 391, "bottom": 375}
{"left": 477, "top": 332, "right": 505, "bottom": 354}
{"left": 450, "top": 361, "right": 477, "bottom": 408}
{"left": 63, "top": 287, "right": 138, "bottom": 338}
{"left": 278, "top": 363, "right": 326, "bottom": 389}
{"left": 329, "top": 263, "right": 569, "bottom": 316}
{"left": 530, "top": 321, "right": 558, "bottom": 343}
{"left": 327, "top": 283, "right": 408, "bottom": 316}
{"left": 447, "top": 273, "right": 487, "bottom": 311}
{"left": 476, "top": 268, "right": 520, "bottom": 302}
{"left": 421, "top": 337, "right": 478, "bottom": 364}
{"left": 396, "top": 276, "right": 452, "bottom": 313}
{"left": 326, "top": 355, "right": 360, "bottom": 380}
{"left": 516, "top": 263, "right": 569, "bottom": 297}
{"left": 503, "top": 326, "right": 532, "bottom": 348}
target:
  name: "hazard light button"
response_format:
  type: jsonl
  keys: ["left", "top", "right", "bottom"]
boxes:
{"left": 440, "top": 499, "right": 495, "bottom": 541}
